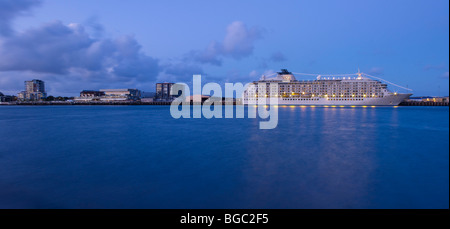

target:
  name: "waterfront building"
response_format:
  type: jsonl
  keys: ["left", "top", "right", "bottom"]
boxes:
{"left": 408, "top": 96, "right": 449, "bottom": 103}
{"left": 424, "top": 97, "right": 449, "bottom": 103}
{"left": 408, "top": 97, "right": 428, "bottom": 102}
{"left": 80, "top": 90, "right": 105, "bottom": 98}
{"left": 156, "top": 83, "right": 183, "bottom": 101}
{"left": 141, "top": 91, "right": 156, "bottom": 98}
{"left": 0, "top": 92, "right": 12, "bottom": 102}
{"left": 141, "top": 98, "right": 154, "bottom": 103}
{"left": 185, "top": 95, "right": 211, "bottom": 103}
{"left": 73, "top": 90, "right": 106, "bottom": 102}
{"left": 17, "top": 79, "right": 47, "bottom": 101}
{"left": 73, "top": 89, "right": 141, "bottom": 102}
{"left": 100, "top": 89, "right": 141, "bottom": 101}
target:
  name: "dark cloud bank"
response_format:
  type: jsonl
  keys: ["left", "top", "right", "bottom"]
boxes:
{"left": 0, "top": 1, "right": 282, "bottom": 95}
{"left": 0, "top": 0, "right": 41, "bottom": 36}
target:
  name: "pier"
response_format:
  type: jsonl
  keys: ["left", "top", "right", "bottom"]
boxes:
{"left": 1, "top": 101, "right": 448, "bottom": 106}
{"left": 1, "top": 101, "right": 239, "bottom": 106}
{"left": 1, "top": 101, "right": 173, "bottom": 106}
{"left": 399, "top": 101, "right": 449, "bottom": 106}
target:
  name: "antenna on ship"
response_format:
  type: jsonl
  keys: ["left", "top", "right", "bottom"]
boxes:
{"left": 357, "top": 68, "right": 363, "bottom": 79}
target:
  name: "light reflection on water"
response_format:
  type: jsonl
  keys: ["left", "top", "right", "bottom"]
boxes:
{"left": 0, "top": 106, "right": 448, "bottom": 209}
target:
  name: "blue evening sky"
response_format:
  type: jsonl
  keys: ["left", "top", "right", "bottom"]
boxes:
{"left": 0, "top": 0, "right": 448, "bottom": 96}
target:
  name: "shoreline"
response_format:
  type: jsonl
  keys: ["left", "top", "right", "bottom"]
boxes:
{"left": 1, "top": 101, "right": 449, "bottom": 106}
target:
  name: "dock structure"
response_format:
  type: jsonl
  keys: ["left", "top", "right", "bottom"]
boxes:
{"left": 1, "top": 100, "right": 448, "bottom": 106}
{"left": 7, "top": 101, "right": 173, "bottom": 106}
{"left": 399, "top": 101, "right": 449, "bottom": 106}
{"left": 5, "top": 100, "right": 238, "bottom": 106}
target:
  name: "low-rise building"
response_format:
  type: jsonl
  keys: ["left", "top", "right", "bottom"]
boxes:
{"left": 185, "top": 95, "right": 211, "bottom": 103}
{"left": 74, "top": 89, "right": 141, "bottom": 102}
{"left": 0, "top": 92, "right": 14, "bottom": 103}
{"left": 141, "top": 91, "right": 156, "bottom": 99}
{"left": 81, "top": 90, "right": 105, "bottom": 98}
{"left": 429, "top": 97, "right": 449, "bottom": 103}
{"left": 141, "top": 98, "right": 154, "bottom": 103}
{"left": 74, "top": 90, "right": 106, "bottom": 101}
{"left": 407, "top": 96, "right": 449, "bottom": 102}
{"left": 100, "top": 89, "right": 141, "bottom": 101}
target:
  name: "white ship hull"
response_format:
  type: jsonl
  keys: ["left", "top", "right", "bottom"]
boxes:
{"left": 244, "top": 93, "right": 412, "bottom": 106}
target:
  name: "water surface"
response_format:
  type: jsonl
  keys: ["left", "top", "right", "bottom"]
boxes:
{"left": 0, "top": 106, "right": 448, "bottom": 209}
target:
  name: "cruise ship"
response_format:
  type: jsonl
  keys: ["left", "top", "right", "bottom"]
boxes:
{"left": 243, "top": 69, "right": 412, "bottom": 106}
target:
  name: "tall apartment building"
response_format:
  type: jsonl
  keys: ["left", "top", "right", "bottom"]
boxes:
{"left": 18, "top": 79, "right": 47, "bottom": 101}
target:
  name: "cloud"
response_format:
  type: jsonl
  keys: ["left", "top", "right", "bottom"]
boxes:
{"left": 229, "top": 69, "right": 275, "bottom": 83}
{"left": 0, "top": 1, "right": 203, "bottom": 95}
{"left": 0, "top": 20, "right": 160, "bottom": 79}
{"left": 190, "top": 21, "right": 263, "bottom": 66}
{"left": 0, "top": 1, "right": 167, "bottom": 95}
{"left": 367, "top": 67, "right": 384, "bottom": 76}
{"left": 84, "top": 16, "right": 104, "bottom": 38}
{"left": 251, "top": 69, "right": 278, "bottom": 81}
{"left": 249, "top": 70, "right": 259, "bottom": 78}
{"left": 256, "top": 51, "right": 287, "bottom": 69}
{"left": 0, "top": 5, "right": 262, "bottom": 95}
{"left": 158, "top": 62, "right": 204, "bottom": 83}
{"left": 270, "top": 51, "right": 287, "bottom": 62}
{"left": 423, "top": 65, "right": 449, "bottom": 80}
{"left": 424, "top": 64, "right": 446, "bottom": 71}
{"left": 222, "top": 21, "right": 262, "bottom": 59}
{"left": 258, "top": 60, "right": 269, "bottom": 69}
{"left": 0, "top": 0, "right": 41, "bottom": 36}
{"left": 187, "top": 41, "right": 222, "bottom": 66}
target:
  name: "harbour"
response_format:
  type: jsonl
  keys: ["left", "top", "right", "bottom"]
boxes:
{"left": 1, "top": 100, "right": 448, "bottom": 106}
{"left": 0, "top": 0, "right": 448, "bottom": 216}
{"left": 0, "top": 105, "right": 447, "bottom": 209}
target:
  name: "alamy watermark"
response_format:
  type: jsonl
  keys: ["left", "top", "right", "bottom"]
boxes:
{"left": 169, "top": 75, "right": 279, "bottom": 130}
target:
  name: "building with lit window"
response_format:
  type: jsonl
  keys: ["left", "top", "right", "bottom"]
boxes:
{"left": 17, "top": 79, "right": 47, "bottom": 101}
{"left": 100, "top": 89, "right": 141, "bottom": 101}
{"left": 74, "top": 89, "right": 141, "bottom": 102}
{"left": 0, "top": 92, "right": 11, "bottom": 102}
{"left": 73, "top": 90, "right": 106, "bottom": 101}
{"left": 156, "top": 83, "right": 183, "bottom": 101}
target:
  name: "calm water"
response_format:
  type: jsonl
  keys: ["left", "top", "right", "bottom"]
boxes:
{"left": 0, "top": 106, "right": 448, "bottom": 209}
